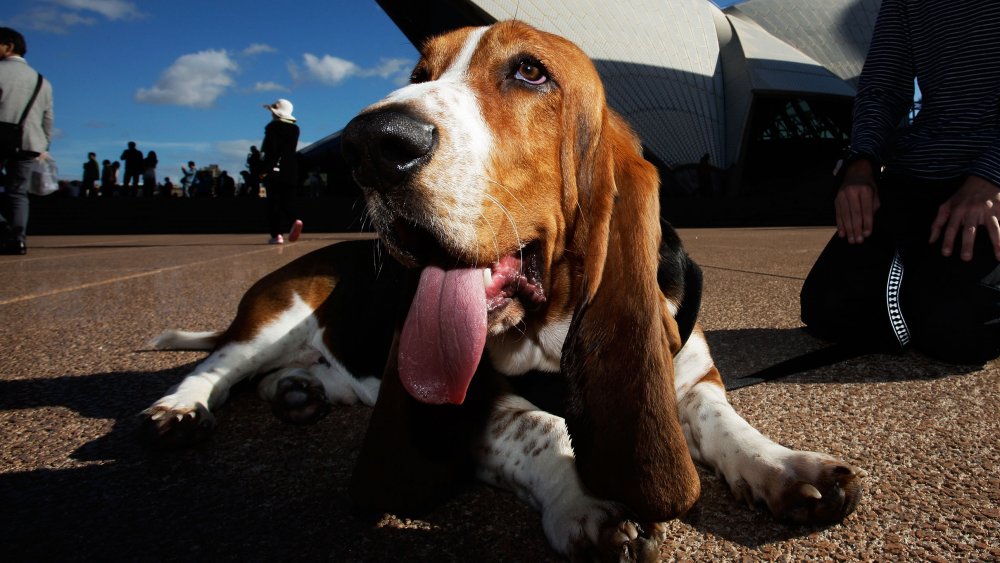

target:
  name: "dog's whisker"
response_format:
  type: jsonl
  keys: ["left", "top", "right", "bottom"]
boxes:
{"left": 485, "top": 177, "right": 529, "bottom": 212}
{"left": 482, "top": 178, "right": 529, "bottom": 274}
{"left": 476, "top": 211, "right": 503, "bottom": 266}
{"left": 483, "top": 191, "right": 523, "bottom": 258}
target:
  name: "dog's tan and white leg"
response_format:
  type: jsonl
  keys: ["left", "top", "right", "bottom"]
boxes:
{"left": 475, "top": 394, "right": 661, "bottom": 562}
{"left": 674, "top": 329, "right": 865, "bottom": 525}
{"left": 143, "top": 295, "right": 320, "bottom": 445}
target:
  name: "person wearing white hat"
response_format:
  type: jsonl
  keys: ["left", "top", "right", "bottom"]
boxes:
{"left": 259, "top": 98, "right": 302, "bottom": 244}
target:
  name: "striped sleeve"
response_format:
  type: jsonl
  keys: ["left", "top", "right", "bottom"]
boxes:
{"left": 849, "top": 0, "right": 913, "bottom": 164}
{"left": 850, "top": 0, "right": 1000, "bottom": 186}
{"left": 968, "top": 139, "right": 1000, "bottom": 188}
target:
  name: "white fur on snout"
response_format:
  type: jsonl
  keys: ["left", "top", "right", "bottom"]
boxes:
{"left": 363, "top": 26, "right": 493, "bottom": 253}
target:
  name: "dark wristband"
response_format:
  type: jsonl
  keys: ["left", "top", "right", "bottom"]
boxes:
{"left": 842, "top": 149, "right": 880, "bottom": 172}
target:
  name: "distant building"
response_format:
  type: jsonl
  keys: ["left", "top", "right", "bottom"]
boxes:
{"left": 301, "top": 0, "right": 882, "bottom": 223}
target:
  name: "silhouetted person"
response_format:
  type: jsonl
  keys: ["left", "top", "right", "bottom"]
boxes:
{"left": 180, "top": 161, "right": 196, "bottom": 197}
{"left": 259, "top": 99, "right": 302, "bottom": 244}
{"left": 246, "top": 145, "right": 262, "bottom": 197}
{"left": 110, "top": 161, "right": 121, "bottom": 195}
{"left": 192, "top": 170, "right": 213, "bottom": 197}
{"left": 82, "top": 152, "right": 99, "bottom": 198}
{"left": 120, "top": 141, "right": 143, "bottom": 196}
{"left": 142, "top": 150, "right": 158, "bottom": 197}
{"left": 239, "top": 170, "right": 252, "bottom": 197}
{"left": 99, "top": 159, "right": 113, "bottom": 197}
{"left": 161, "top": 177, "right": 174, "bottom": 198}
{"left": 217, "top": 170, "right": 235, "bottom": 198}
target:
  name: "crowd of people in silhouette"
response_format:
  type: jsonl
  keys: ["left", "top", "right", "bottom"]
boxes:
{"left": 66, "top": 141, "right": 327, "bottom": 199}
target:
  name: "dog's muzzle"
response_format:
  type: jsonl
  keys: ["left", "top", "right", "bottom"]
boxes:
{"left": 342, "top": 108, "right": 438, "bottom": 193}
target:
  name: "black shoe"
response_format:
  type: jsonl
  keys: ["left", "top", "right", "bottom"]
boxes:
{"left": 0, "top": 240, "right": 26, "bottom": 255}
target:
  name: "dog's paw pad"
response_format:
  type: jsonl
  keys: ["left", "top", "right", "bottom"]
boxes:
{"left": 769, "top": 453, "right": 866, "bottom": 526}
{"left": 551, "top": 498, "right": 663, "bottom": 563}
{"left": 600, "top": 520, "right": 662, "bottom": 563}
{"left": 140, "top": 403, "right": 215, "bottom": 448}
{"left": 568, "top": 518, "right": 662, "bottom": 563}
{"left": 270, "top": 375, "right": 330, "bottom": 424}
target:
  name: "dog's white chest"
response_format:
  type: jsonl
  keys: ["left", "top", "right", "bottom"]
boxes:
{"left": 485, "top": 317, "right": 571, "bottom": 375}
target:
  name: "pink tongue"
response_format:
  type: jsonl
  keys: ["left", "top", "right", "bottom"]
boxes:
{"left": 399, "top": 265, "right": 487, "bottom": 404}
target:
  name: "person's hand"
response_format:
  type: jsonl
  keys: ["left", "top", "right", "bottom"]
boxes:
{"left": 929, "top": 175, "right": 1000, "bottom": 262}
{"left": 835, "top": 159, "right": 880, "bottom": 244}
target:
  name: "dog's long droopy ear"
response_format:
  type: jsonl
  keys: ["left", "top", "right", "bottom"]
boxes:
{"left": 350, "top": 327, "right": 506, "bottom": 516}
{"left": 562, "top": 110, "right": 700, "bottom": 523}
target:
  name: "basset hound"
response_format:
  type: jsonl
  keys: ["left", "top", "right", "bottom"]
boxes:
{"left": 143, "top": 21, "right": 865, "bottom": 561}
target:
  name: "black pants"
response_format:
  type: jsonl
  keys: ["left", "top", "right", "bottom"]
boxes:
{"left": 265, "top": 181, "right": 296, "bottom": 238}
{"left": 123, "top": 170, "right": 141, "bottom": 195}
{"left": 801, "top": 174, "right": 1000, "bottom": 364}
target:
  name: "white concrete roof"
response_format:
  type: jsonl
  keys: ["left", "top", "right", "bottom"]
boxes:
{"left": 351, "top": 0, "right": 879, "bottom": 170}
{"left": 730, "top": 0, "right": 881, "bottom": 88}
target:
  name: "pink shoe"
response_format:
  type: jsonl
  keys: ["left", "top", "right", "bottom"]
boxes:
{"left": 287, "top": 219, "right": 303, "bottom": 242}
{"left": 268, "top": 234, "right": 284, "bottom": 245}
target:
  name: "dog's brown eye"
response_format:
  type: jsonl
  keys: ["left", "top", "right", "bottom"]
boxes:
{"left": 515, "top": 60, "right": 547, "bottom": 85}
{"left": 410, "top": 66, "right": 430, "bottom": 84}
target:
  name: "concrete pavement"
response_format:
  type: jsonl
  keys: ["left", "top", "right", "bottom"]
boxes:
{"left": 1, "top": 231, "right": 997, "bottom": 561}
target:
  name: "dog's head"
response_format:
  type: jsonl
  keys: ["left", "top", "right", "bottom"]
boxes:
{"left": 344, "top": 20, "right": 698, "bottom": 522}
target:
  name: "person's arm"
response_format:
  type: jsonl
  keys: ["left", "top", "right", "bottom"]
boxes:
{"left": 41, "top": 82, "right": 53, "bottom": 152}
{"left": 836, "top": 158, "right": 880, "bottom": 244}
{"left": 849, "top": 0, "right": 914, "bottom": 166}
{"left": 967, "top": 136, "right": 1000, "bottom": 192}
{"left": 259, "top": 126, "right": 275, "bottom": 179}
{"left": 838, "top": 0, "right": 914, "bottom": 244}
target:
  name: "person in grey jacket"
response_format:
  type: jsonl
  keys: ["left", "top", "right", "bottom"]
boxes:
{"left": 0, "top": 27, "right": 53, "bottom": 255}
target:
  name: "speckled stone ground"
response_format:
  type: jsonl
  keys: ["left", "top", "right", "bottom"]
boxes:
{"left": 1, "top": 230, "right": 997, "bottom": 561}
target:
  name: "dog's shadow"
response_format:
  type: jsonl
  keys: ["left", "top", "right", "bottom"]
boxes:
{"left": 0, "top": 363, "right": 555, "bottom": 561}
{"left": 0, "top": 330, "right": 981, "bottom": 559}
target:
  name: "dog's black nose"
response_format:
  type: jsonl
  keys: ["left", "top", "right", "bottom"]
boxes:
{"left": 342, "top": 108, "right": 437, "bottom": 192}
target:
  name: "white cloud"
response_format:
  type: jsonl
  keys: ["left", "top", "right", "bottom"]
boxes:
{"left": 253, "top": 81, "right": 289, "bottom": 93}
{"left": 51, "top": 0, "right": 142, "bottom": 20}
{"left": 289, "top": 54, "right": 413, "bottom": 87}
{"left": 362, "top": 58, "right": 411, "bottom": 80}
{"left": 298, "top": 53, "right": 359, "bottom": 86}
{"left": 243, "top": 43, "right": 277, "bottom": 56}
{"left": 136, "top": 50, "right": 238, "bottom": 108}
{"left": 7, "top": 0, "right": 141, "bottom": 33}
{"left": 213, "top": 139, "right": 260, "bottom": 170}
{"left": 7, "top": 7, "right": 98, "bottom": 34}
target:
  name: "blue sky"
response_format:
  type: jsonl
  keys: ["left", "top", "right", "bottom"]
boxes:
{"left": 2, "top": 0, "right": 418, "bottom": 180}
{"left": 3, "top": 0, "right": 742, "bottom": 181}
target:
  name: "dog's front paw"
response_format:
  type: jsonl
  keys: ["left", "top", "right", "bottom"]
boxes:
{"left": 269, "top": 373, "right": 331, "bottom": 424}
{"left": 732, "top": 450, "right": 865, "bottom": 526}
{"left": 774, "top": 452, "right": 866, "bottom": 525}
{"left": 140, "top": 401, "right": 215, "bottom": 448}
{"left": 568, "top": 519, "right": 663, "bottom": 563}
{"left": 546, "top": 497, "right": 662, "bottom": 563}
